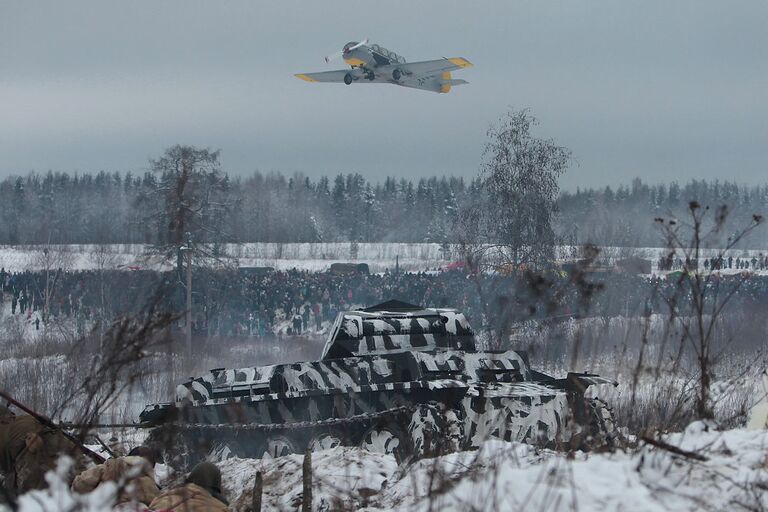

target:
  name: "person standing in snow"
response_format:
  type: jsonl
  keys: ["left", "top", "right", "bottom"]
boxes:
{"left": 301, "top": 304, "right": 310, "bottom": 332}
{"left": 148, "top": 462, "right": 228, "bottom": 512}
{"left": 292, "top": 313, "right": 303, "bottom": 335}
{"left": 313, "top": 302, "right": 322, "bottom": 331}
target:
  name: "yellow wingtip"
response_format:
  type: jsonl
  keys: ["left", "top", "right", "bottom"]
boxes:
{"left": 448, "top": 57, "right": 473, "bottom": 69}
{"left": 441, "top": 71, "right": 452, "bottom": 93}
{"left": 295, "top": 73, "right": 317, "bottom": 82}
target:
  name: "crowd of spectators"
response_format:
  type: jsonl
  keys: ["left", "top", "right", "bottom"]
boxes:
{"left": 3, "top": 265, "right": 768, "bottom": 340}
{"left": 657, "top": 255, "right": 768, "bottom": 272}
{"left": 0, "top": 267, "right": 476, "bottom": 338}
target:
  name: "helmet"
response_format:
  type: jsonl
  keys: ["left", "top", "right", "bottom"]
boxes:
{"left": 186, "top": 462, "right": 227, "bottom": 505}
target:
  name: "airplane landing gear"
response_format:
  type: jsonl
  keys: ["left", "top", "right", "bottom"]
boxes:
{"left": 392, "top": 68, "right": 402, "bottom": 81}
{"left": 344, "top": 73, "right": 353, "bottom": 85}
{"left": 365, "top": 70, "right": 375, "bottom": 81}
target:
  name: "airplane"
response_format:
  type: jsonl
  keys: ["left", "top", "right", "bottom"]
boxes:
{"left": 295, "top": 40, "right": 473, "bottom": 94}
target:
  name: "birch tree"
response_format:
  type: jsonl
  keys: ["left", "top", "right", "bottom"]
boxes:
{"left": 461, "top": 109, "right": 571, "bottom": 271}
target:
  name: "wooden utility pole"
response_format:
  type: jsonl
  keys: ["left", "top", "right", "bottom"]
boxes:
{"left": 44, "top": 246, "right": 50, "bottom": 322}
{"left": 182, "top": 232, "right": 193, "bottom": 358}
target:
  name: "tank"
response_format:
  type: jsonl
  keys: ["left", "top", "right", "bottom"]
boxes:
{"left": 141, "top": 300, "right": 617, "bottom": 464}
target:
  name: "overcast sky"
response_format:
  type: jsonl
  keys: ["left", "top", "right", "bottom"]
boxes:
{"left": 1, "top": 1, "right": 766, "bottom": 190}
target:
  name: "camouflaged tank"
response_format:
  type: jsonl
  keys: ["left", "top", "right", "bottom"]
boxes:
{"left": 141, "top": 300, "right": 617, "bottom": 464}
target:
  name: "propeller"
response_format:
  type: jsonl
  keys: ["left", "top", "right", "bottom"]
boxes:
{"left": 325, "top": 39, "right": 368, "bottom": 63}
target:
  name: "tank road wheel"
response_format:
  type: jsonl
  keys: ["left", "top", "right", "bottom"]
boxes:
{"left": 263, "top": 436, "right": 297, "bottom": 459}
{"left": 359, "top": 426, "right": 402, "bottom": 459}
{"left": 209, "top": 441, "right": 239, "bottom": 462}
{"left": 344, "top": 73, "right": 353, "bottom": 85}
{"left": 309, "top": 434, "right": 342, "bottom": 451}
{"left": 408, "top": 402, "right": 443, "bottom": 458}
{"left": 148, "top": 425, "right": 207, "bottom": 473}
{"left": 392, "top": 68, "right": 402, "bottom": 81}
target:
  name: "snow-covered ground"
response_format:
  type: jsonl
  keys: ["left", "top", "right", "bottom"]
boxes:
{"left": 1, "top": 242, "right": 766, "bottom": 273}
{"left": 0, "top": 243, "right": 456, "bottom": 273}
{"left": 9, "top": 424, "right": 768, "bottom": 511}
{"left": 3, "top": 243, "right": 767, "bottom": 510}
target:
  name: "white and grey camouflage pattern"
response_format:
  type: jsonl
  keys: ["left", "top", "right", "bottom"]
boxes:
{"left": 142, "top": 302, "right": 616, "bottom": 463}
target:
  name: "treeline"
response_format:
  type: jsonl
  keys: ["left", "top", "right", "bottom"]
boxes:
{"left": 0, "top": 171, "right": 765, "bottom": 247}
{"left": 0, "top": 171, "right": 471, "bottom": 245}
{"left": 556, "top": 178, "right": 768, "bottom": 247}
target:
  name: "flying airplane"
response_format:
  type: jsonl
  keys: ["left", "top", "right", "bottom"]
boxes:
{"left": 295, "top": 40, "right": 473, "bottom": 94}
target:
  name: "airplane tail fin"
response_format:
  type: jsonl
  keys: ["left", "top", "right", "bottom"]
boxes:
{"left": 439, "top": 71, "right": 468, "bottom": 93}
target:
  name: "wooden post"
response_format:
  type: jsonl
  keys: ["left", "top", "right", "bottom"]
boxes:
{"left": 252, "top": 471, "right": 263, "bottom": 512}
{"left": 184, "top": 232, "right": 192, "bottom": 358}
{"left": 302, "top": 449, "right": 312, "bottom": 512}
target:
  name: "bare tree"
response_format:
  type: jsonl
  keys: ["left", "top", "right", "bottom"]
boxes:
{"left": 31, "top": 243, "right": 74, "bottom": 323}
{"left": 147, "top": 145, "right": 233, "bottom": 260}
{"left": 88, "top": 244, "right": 121, "bottom": 347}
{"left": 454, "top": 109, "right": 572, "bottom": 349}
{"left": 459, "top": 109, "right": 571, "bottom": 273}
{"left": 655, "top": 201, "right": 763, "bottom": 419}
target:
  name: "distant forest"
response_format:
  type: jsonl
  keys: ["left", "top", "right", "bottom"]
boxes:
{"left": 0, "top": 171, "right": 766, "bottom": 248}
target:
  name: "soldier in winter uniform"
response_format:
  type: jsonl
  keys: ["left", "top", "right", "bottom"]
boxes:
{"left": 149, "top": 461, "right": 228, "bottom": 512}
{"left": 0, "top": 404, "right": 81, "bottom": 498}
{"left": 72, "top": 446, "right": 160, "bottom": 506}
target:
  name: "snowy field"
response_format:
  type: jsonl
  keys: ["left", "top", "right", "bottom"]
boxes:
{"left": 217, "top": 425, "right": 768, "bottom": 511}
{"left": 3, "top": 244, "right": 768, "bottom": 511}
{"left": 11, "top": 424, "right": 768, "bottom": 511}
{"left": 3, "top": 304, "right": 767, "bottom": 511}
{"left": 1, "top": 242, "right": 766, "bottom": 273}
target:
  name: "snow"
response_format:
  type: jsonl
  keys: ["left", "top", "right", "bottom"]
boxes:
{"left": 12, "top": 457, "right": 118, "bottom": 512}
{"left": 0, "top": 243, "right": 456, "bottom": 274}
{"left": 3, "top": 425, "right": 768, "bottom": 511}
{"left": 2, "top": 242, "right": 766, "bottom": 274}
{"left": 3, "top": 241, "right": 768, "bottom": 510}
{"left": 367, "top": 428, "right": 768, "bottom": 512}
{"left": 211, "top": 427, "right": 768, "bottom": 511}
{"left": 219, "top": 448, "right": 398, "bottom": 511}
{"left": 747, "top": 371, "right": 768, "bottom": 430}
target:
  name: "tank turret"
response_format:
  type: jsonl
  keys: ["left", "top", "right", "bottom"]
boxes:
{"left": 321, "top": 300, "right": 475, "bottom": 359}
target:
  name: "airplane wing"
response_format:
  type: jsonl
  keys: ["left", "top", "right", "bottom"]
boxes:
{"left": 294, "top": 70, "right": 350, "bottom": 83}
{"left": 390, "top": 57, "right": 473, "bottom": 81}
{"left": 381, "top": 57, "right": 473, "bottom": 93}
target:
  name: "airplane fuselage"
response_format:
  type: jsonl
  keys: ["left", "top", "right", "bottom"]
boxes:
{"left": 342, "top": 42, "right": 407, "bottom": 80}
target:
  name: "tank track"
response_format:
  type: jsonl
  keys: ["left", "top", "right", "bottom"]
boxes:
{"left": 149, "top": 396, "right": 617, "bottom": 471}
{"left": 157, "top": 405, "right": 415, "bottom": 431}
{"left": 148, "top": 404, "right": 436, "bottom": 470}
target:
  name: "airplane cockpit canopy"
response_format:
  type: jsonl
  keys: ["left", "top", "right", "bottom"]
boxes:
{"left": 343, "top": 41, "right": 358, "bottom": 53}
{"left": 369, "top": 44, "right": 406, "bottom": 64}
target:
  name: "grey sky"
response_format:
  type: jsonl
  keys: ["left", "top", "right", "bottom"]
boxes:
{"left": 1, "top": 1, "right": 766, "bottom": 190}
